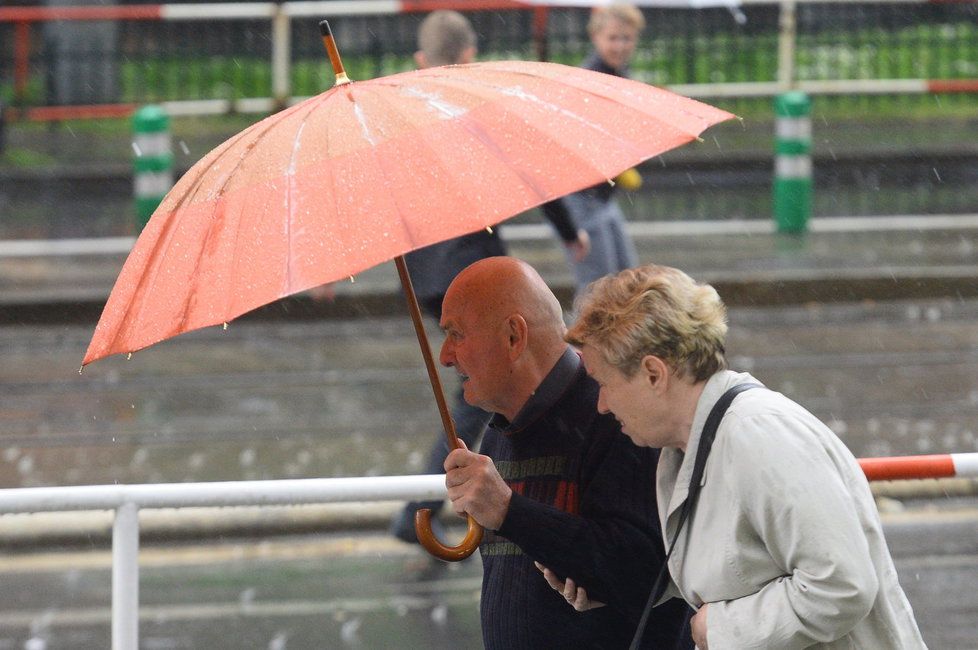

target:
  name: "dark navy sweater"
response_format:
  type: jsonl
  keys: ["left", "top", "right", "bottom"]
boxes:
{"left": 477, "top": 349, "right": 692, "bottom": 649}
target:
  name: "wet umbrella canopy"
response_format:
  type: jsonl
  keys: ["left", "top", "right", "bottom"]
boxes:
{"left": 83, "top": 21, "right": 733, "bottom": 560}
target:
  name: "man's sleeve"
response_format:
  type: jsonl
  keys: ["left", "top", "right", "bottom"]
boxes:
{"left": 497, "top": 427, "right": 662, "bottom": 617}
{"left": 539, "top": 199, "right": 579, "bottom": 242}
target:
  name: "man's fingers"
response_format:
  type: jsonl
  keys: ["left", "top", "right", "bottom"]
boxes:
{"left": 572, "top": 585, "right": 590, "bottom": 612}
{"left": 534, "top": 563, "right": 568, "bottom": 593}
{"left": 563, "top": 577, "right": 578, "bottom": 602}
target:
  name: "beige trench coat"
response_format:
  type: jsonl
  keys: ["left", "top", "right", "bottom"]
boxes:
{"left": 656, "top": 371, "right": 927, "bottom": 649}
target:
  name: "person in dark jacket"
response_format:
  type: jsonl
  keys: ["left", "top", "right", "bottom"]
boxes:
{"left": 390, "top": 9, "right": 590, "bottom": 543}
{"left": 440, "top": 256, "right": 692, "bottom": 649}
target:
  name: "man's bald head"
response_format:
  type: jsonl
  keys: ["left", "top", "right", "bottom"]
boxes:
{"left": 439, "top": 257, "right": 568, "bottom": 421}
{"left": 448, "top": 256, "right": 565, "bottom": 340}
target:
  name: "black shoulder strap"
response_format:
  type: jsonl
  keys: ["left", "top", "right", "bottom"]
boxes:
{"left": 629, "top": 382, "right": 761, "bottom": 650}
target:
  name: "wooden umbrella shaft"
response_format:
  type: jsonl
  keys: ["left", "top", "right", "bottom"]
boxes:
{"left": 394, "top": 255, "right": 460, "bottom": 450}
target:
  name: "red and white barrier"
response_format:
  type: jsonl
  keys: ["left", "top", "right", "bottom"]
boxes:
{"left": 860, "top": 453, "right": 978, "bottom": 482}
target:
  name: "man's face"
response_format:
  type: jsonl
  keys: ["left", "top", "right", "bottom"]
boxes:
{"left": 591, "top": 18, "right": 639, "bottom": 72}
{"left": 581, "top": 345, "right": 660, "bottom": 447}
{"left": 439, "top": 290, "right": 512, "bottom": 415}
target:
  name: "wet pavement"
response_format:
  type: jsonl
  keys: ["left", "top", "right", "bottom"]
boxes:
{"left": 0, "top": 512, "right": 976, "bottom": 649}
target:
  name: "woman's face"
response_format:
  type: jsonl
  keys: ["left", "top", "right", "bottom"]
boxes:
{"left": 591, "top": 17, "right": 639, "bottom": 72}
{"left": 582, "top": 345, "right": 663, "bottom": 447}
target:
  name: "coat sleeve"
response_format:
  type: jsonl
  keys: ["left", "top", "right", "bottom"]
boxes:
{"left": 497, "top": 427, "right": 665, "bottom": 622}
{"left": 539, "top": 199, "right": 579, "bottom": 242}
{"left": 706, "top": 412, "right": 879, "bottom": 649}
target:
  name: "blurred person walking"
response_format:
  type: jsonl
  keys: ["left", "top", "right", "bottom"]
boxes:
{"left": 558, "top": 3, "right": 646, "bottom": 299}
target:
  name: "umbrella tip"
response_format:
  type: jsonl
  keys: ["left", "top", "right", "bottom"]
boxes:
{"left": 319, "top": 19, "right": 351, "bottom": 86}
{"left": 78, "top": 365, "right": 84, "bottom": 375}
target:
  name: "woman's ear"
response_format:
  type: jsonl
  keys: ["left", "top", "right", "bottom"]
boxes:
{"left": 641, "top": 355, "right": 669, "bottom": 392}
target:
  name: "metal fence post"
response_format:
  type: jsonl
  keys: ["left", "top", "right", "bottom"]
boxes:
{"left": 112, "top": 501, "right": 140, "bottom": 650}
{"left": 271, "top": 2, "right": 291, "bottom": 111}
{"left": 773, "top": 90, "right": 812, "bottom": 233}
{"left": 132, "top": 104, "right": 173, "bottom": 232}
{"left": 777, "top": 0, "right": 797, "bottom": 90}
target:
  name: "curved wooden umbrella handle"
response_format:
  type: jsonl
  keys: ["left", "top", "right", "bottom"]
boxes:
{"left": 415, "top": 508, "right": 483, "bottom": 562}
{"left": 392, "top": 255, "right": 484, "bottom": 562}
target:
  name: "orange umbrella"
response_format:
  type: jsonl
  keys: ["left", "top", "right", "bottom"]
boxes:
{"left": 83, "top": 22, "right": 733, "bottom": 560}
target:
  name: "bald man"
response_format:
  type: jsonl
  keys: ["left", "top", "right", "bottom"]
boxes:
{"left": 440, "top": 257, "right": 692, "bottom": 650}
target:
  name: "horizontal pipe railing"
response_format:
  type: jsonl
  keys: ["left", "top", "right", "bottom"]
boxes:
{"left": 2, "top": 455, "right": 975, "bottom": 516}
{"left": 0, "top": 455, "right": 976, "bottom": 649}
{"left": 0, "top": 474, "right": 446, "bottom": 514}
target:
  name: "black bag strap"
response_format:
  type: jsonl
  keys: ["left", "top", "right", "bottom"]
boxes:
{"left": 629, "top": 382, "right": 761, "bottom": 650}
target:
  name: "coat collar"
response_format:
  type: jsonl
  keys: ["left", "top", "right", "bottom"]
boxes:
{"left": 660, "top": 370, "right": 759, "bottom": 524}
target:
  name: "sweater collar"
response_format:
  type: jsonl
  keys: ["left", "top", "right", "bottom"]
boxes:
{"left": 489, "top": 346, "right": 581, "bottom": 435}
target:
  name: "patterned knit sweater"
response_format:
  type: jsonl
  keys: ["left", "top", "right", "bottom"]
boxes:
{"left": 477, "top": 350, "right": 692, "bottom": 649}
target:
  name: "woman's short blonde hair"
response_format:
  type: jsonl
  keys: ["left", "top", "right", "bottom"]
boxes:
{"left": 588, "top": 3, "right": 646, "bottom": 35}
{"left": 566, "top": 265, "right": 728, "bottom": 381}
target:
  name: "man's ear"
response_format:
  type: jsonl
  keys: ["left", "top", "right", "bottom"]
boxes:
{"left": 413, "top": 51, "right": 428, "bottom": 69}
{"left": 505, "top": 314, "right": 529, "bottom": 361}
{"left": 458, "top": 46, "right": 477, "bottom": 65}
{"left": 641, "top": 355, "right": 670, "bottom": 392}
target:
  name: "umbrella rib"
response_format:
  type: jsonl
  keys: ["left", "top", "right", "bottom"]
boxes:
{"left": 346, "top": 88, "right": 430, "bottom": 250}
{"left": 282, "top": 94, "right": 327, "bottom": 295}
{"left": 178, "top": 116, "right": 292, "bottom": 330}
{"left": 100, "top": 122, "right": 267, "bottom": 357}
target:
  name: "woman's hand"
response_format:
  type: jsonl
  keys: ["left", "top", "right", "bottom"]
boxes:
{"left": 691, "top": 603, "right": 709, "bottom": 649}
{"left": 534, "top": 562, "right": 606, "bottom": 611}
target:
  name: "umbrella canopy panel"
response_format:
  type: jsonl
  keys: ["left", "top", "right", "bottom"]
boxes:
{"left": 84, "top": 60, "right": 732, "bottom": 365}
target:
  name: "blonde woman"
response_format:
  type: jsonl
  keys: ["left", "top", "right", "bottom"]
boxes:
{"left": 547, "top": 264, "right": 926, "bottom": 649}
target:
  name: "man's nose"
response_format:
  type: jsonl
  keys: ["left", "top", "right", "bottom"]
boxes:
{"left": 439, "top": 339, "right": 454, "bottom": 367}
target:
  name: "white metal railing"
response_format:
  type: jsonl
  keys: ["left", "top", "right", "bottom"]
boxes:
{"left": 0, "top": 474, "right": 446, "bottom": 650}
{"left": 2, "top": 455, "right": 978, "bottom": 649}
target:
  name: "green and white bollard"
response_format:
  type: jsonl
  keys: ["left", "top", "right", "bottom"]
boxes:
{"left": 773, "top": 91, "right": 811, "bottom": 234}
{"left": 132, "top": 105, "right": 173, "bottom": 232}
